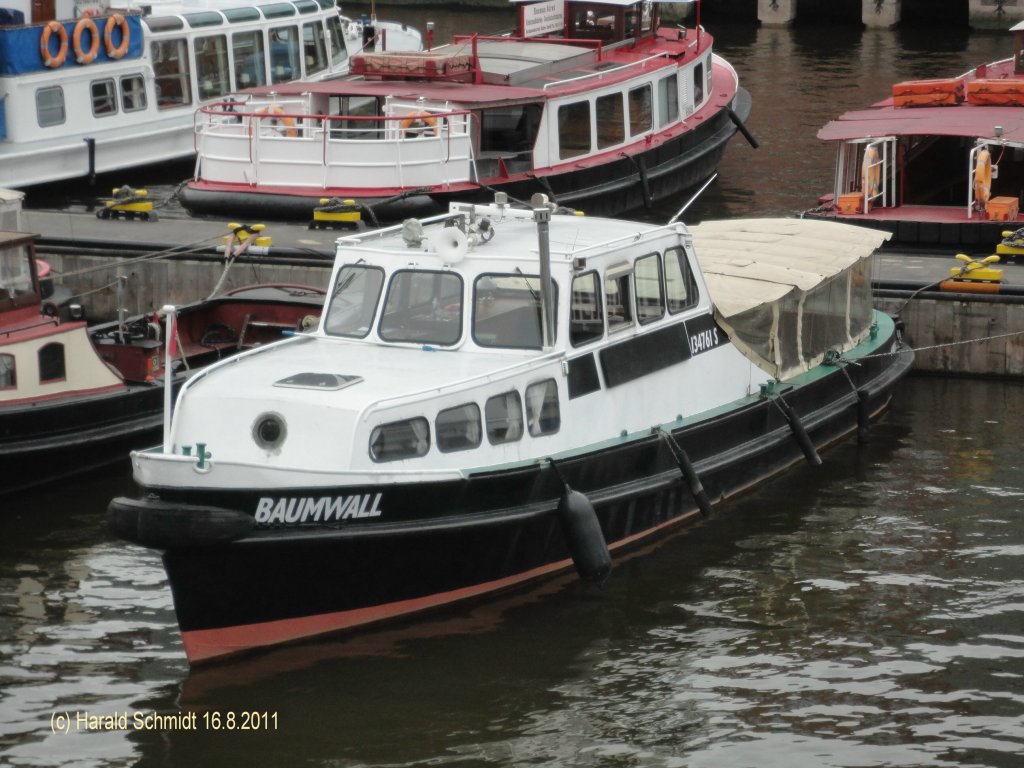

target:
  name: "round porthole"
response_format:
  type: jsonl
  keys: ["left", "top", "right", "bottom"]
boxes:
{"left": 252, "top": 412, "right": 287, "bottom": 450}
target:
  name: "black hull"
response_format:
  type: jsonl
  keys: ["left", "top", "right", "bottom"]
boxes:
{"left": 109, "top": 323, "right": 912, "bottom": 664}
{"left": 179, "top": 91, "right": 752, "bottom": 223}
{"left": 0, "top": 383, "right": 168, "bottom": 496}
{"left": 803, "top": 211, "right": 1013, "bottom": 249}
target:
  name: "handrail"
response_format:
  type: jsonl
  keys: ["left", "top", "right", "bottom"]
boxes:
{"left": 542, "top": 51, "right": 670, "bottom": 91}
{"left": 452, "top": 33, "right": 604, "bottom": 60}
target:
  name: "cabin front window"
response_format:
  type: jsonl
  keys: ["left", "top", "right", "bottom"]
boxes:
{"left": 628, "top": 84, "right": 652, "bottom": 136}
{"left": 558, "top": 101, "right": 591, "bottom": 159}
{"left": 233, "top": 31, "right": 267, "bottom": 88}
{"left": 91, "top": 80, "right": 117, "bottom": 117}
{"left": 605, "top": 266, "right": 634, "bottom": 332}
{"left": 634, "top": 253, "right": 664, "bottom": 324}
{"left": 36, "top": 86, "right": 65, "bottom": 127}
{"left": 269, "top": 26, "right": 300, "bottom": 83}
{"left": 326, "top": 16, "right": 347, "bottom": 68}
{"left": 38, "top": 343, "right": 65, "bottom": 383}
{"left": 436, "top": 403, "right": 482, "bottom": 453}
{"left": 664, "top": 246, "right": 699, "bottom": 314}
{"left": 303, "top": 20, "right": 328, "bottom": 76}
{"left": 196, "top": 34, "right": 230, "bottom": 100}
{"left": 369, "top": 417, "right": 430, "bottom": 462}
{"left": 657, "top": 74, "right": 678, "bottom": 127}
{"left": 485, "top": 391, "right": 524, "bottom": 445}
{"left": 324, "top": 265, "right": 385, "bottom": 338}
{"left": 0, "top": 354, "right": 15, "bottom": 390}
{"left": 121, "top": 75, "right": 147, "bottom": 112}
{"left": 152, "top": 39, "right": 192, "bottom": 109}
{"left": 596, "top": 93, "right": 624, "bottom": 150}
{"left": 570, "top": 272, "right": 604, "bottom": 347}
{"left": 473, "top": 273, "right": 546, "bottom": 349}
{"left": 526, "top": 379, "right": 560, "bottom": 437}
{"left": 379, "top": 270, "right": 463, "bottom": 346}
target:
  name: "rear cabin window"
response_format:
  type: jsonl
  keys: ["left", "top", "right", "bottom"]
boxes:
{"left": 558, "top": 101, "right": 591, "bottom": 159}
{"left": 485, "top": 391, "right": 524, "bottom": 445}
{"left": 570, "top": 271, "right": 603, "bottom": 347}
{"left": 658, "top": 74, "right": 678, "bottom": 127}
{"left": 693, "top": 61, "right": 704, "bottom": 106}
{"left": 121, "top": 75, "right": 147, "bottom": 112}
{"left": 596, "top": 93, "right": 624, "bottom": 149}
{"left": 323, "top": 265, "right": 384, "bottom": 338}
{"left": 634, "top": 253, "right": 664, "bottom": 324}
{"left": 196, "top": 34, "right": 230, "bottom": 101}
{"left": 379, "top": 270, "right": 463, "bottom": 346}
{"left": 473, "top": 273, "right": 545, "bottom": 349}
{"left": 233, "top": 30, "right": 267, "bottom": 88}
{"left": 526, "top": 379, "right": 560, "bottom": 436}
{"left": 303, "top": 21, "right": 328, "bottom": 76}
{"left": 665, "top": 246, "right": 699, "bottom": 313}
{"left": 36, "top": 86, "right": 65, "bottom": 127}
{"left": 628, "top": 84, "right": 652, "bottom": 136}
{"left": 38, "top": 343, "right": 65, "bottom": 383}
{"left": 605, "top": 266, "right": 634, "bottom": 332}
{"left": 0, "top": 354, "right": 15, "bottom": 389}
{"left": 91, "top": 79, "right": 117, "bottom": 116}
{"left": 152, "top": 38, "right": 193, "bottom": 108}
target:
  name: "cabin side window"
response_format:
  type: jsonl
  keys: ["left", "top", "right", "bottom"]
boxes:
{"left": 605, "top": 265, "right": 634, "bottom": 333}
{"left": 628, "top": 84, "right": 652, "bottom": 137}
{"left": 479, "top": 104, "right": 541, "bottom": 159}
{"left": 326, "top": 16, "right": 347, "bottom": 68}
{"left": 657, "top": 74, "right": 678, "bottom": 127}
{"left": 379, "top": 270, "right": 464, "bottom": 346}
{"left": 323, "top": 265, "right": 384, "bottom": 338}
{"left": 664, "top": 246, "right": 699, "bottom": 314}
{"left": 436, "top": 403, "right": 482, "bottom": 453}
{"left": 570, "top": 271, "right": 604, "bottom": 347}
{"left": 38, "top": 343, "right": 65, "bottom": 383}
{"left": 91, "top": 80, "right": 117, "bottom": 117}
{"left": 36, "top": 87, "right": 65, "bottom": 127}
{"left": 485, "top": 391, "right": 524, "bottom": 445}
{"left": 558, "top": 101, "right": 591, "bottom": 159}
{"left": 692, "top": 61, "right": 704, "bottom": 107}
{"left": 121, "top": 75, "right": 147, "bottom": 112}
{"left": 526, "top": 379, "right": 560, "bottom": 437}
{"left": 233, "top": 30, "right": 268, "bottom": 89}
{"left": 634, "top": 253, "right": 664, "bottom": 324}
{"left": 303, "top": 20, "right": 329, "bottom": 77}
{"left": 152, "top": 38, "right": 193, "bottom": 109}
{"left": 269, "top": 26, "right": 300, "bottom": 84}
{"left": 0, "top": 354, "right": 15, "bottom": 390}
{"left": 369, "top": 417, "right": 430, "bottom": 462}
{"left": 596, "top": 93, "right": 624, "bottom": 150}
{"left": 473, "top": 273, "right": 546, "bottom": 349}
{"left": 196, "top": 35, "right": 231, "bottom": 101}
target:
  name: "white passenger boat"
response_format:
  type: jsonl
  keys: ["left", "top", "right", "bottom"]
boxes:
{"left": 108, "top": 194, "right": 914, "bottom": 665}
{"left": 0, "top": 0, "right": 420, "bottom": 189}
{"left": 180, "top": 0, "right": 755, "bottom": 222}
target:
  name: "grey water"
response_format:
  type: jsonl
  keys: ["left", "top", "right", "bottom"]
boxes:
{"left": 3, "top": 8, "right": 1024, "bottom": 767}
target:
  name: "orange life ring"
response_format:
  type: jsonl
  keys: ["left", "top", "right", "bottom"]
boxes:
{"left": 104, "top": 14, "right": 130, "bottom": 59}
{"left": 400, "top": 112, "right": 437, "bottom": 135}
{"left": 974, "top": 147, "right": 992, "bottom": 207}
{"left": 73, "top": 17, "right": 100, "bottom": 65}
{"left": 39, "top": 21, "right": 68, "bottom": 69}
{"left": 250, "top": 106, "right": 298, "bottom": 138}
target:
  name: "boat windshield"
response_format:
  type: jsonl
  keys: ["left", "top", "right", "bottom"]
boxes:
{"left": 378, "top": 270, "right": 464, "bottom": 346}
{"left": 472, "top": 273, "right": 546, "bottom": 349}
{"left": 0, "top": 242, "right": 34, "bottom": 302}
{"left": 323, "top": 264, "right": 385, "bottom": 338}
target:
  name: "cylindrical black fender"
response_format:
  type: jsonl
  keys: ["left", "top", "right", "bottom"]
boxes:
{"left": 558, "top": 489, "right": 612, "bottom": 583}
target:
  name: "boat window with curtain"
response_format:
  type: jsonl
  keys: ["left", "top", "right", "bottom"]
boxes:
{"left": 38, "top": 343, "right": 65, "bottom": 383}
{"left": 91, "top": 80, "right": 117, "bottom": 117}
{"left": 369, "top": 417, "right": 430, "bottom": 462}
{"left": 526, "top": 379, "right": 560, "bottom": 437}
{"left": 436, "top": 403, "right": 483, "bottom": 452}
{"left": 35, "top": 86, "right": 65, "bottom": 127}
{"left": 485, "top": 391, "right": 524, "bottom": 445}
{"left": 120, "top": 75, "right": 147, "bottom": 112}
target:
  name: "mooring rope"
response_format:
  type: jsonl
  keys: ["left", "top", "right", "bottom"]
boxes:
{"left": 46, "top": 233, "right": 227, "bottom": 280}
{"left": 849, "top": 328, "right": 1024, "bottom": 362}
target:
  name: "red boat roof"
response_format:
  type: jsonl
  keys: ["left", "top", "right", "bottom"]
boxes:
{"left": 817, "top": 103, "right": 1024, "bottom": 144}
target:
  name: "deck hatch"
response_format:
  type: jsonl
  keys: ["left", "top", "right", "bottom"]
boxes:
{"left": 273, "top": 373, "right": 363, "bottom": 390}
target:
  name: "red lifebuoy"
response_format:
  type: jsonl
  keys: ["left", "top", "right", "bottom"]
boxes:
{"left": 73, "top": 17, "right": 100, "bottom": 65}
{"left": 104, "top": 14, "right": 130, "bottom": 59}
{"left": 39, "top": 21, "right": 68, "bottom": 69}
